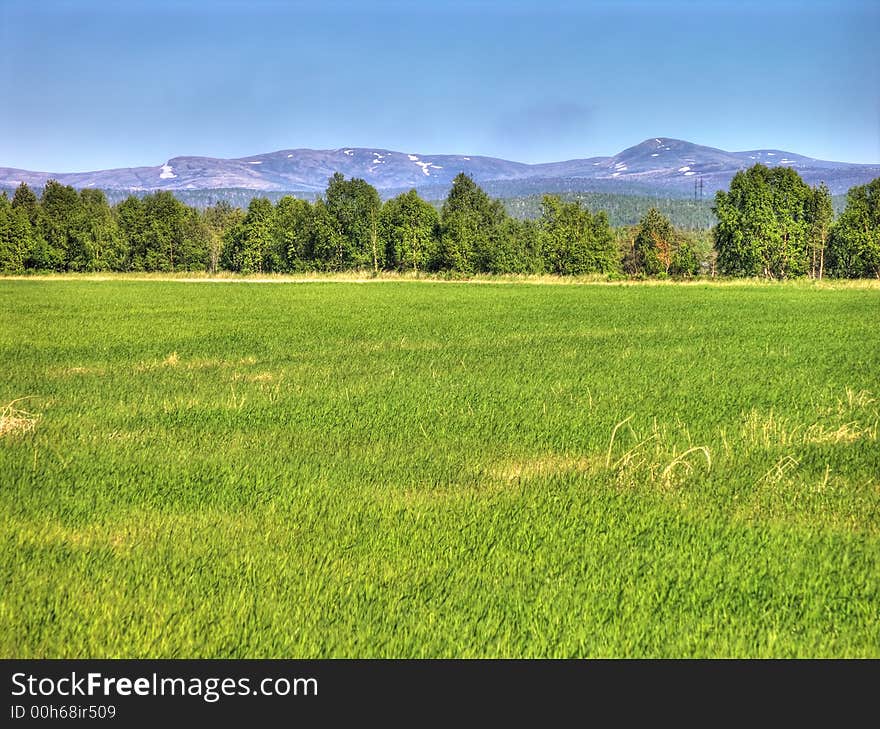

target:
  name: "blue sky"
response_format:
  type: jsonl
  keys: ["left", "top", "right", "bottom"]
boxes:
{"left": 1, "top": 0, "right": 878, "bottom": 170}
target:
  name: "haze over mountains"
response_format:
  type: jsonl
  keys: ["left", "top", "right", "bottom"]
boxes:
{"left": 2, "top": 138, "right": 878, "bottom": 199}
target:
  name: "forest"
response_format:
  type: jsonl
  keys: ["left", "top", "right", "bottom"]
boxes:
{"left": 0, "top": 166, "right": 877, "bottom": 278}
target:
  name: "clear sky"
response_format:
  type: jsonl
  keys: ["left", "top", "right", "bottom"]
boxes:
{"left": 1, "top": 0, "right": 878, "bottom": 171}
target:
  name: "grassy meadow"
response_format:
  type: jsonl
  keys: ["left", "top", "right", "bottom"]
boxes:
{"left": 1, "top": 277, "right": 878, "bottom": 657}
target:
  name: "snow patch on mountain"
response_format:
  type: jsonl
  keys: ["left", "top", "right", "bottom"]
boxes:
{"left": 159, "top": 164, "right": 176, "bottom": 179}
{"left": 406, "top": 154, "right": 432, "bottom": 175}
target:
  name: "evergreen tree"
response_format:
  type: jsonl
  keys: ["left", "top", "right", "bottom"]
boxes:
{"left": 670, "top": 240, "right": 700, "bottom": 277}
{"left": 437, "top": 174, "right": 506, "bottom": 273}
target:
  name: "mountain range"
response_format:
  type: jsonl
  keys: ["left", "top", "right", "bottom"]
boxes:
{"left": 2, "top": 138, "right": 878, "bottom": 199}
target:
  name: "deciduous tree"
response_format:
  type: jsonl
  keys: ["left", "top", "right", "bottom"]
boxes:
{"left": 380, "top": 190, "right": 439, "bottom": 273}
{"left": 827, "top": 177, "right": 880, "bottom": 278}
{"left": 223, "top": 197, "right": 277, "bottom": 273}
{"left": 539, "top": 194, "right": 618, "bottom": 275}
{"left": 325, "top": 173, "right": 382, "bottom": 270}
{"left": 713, "top": 164, "right": 815, "bottom": 278}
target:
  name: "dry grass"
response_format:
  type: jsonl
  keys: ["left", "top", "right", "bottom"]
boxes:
{"left": 0, "top": 399, "right": 39, "bottom": 438}
{"left": 841, "top": 387, "right": 876, "bottom": 410}
{"left": 661, "top": 446, "right": 712, "bottom": 483}
{"left": 805, "top": 422, "right": 873, "bottom": 444}
{"left": 602, "top": 417, "right": 711, "bottom": 488}
{"left": 12, "top": 509, "right": 269, "bottom": 555}
{"left": 229, "top": 369, "right": 280, "bottom": 384}
{"left": 46, "top": 364, "right": 108, "bottom": 378}
{"left": 3, "top": 271, "right": 880, "bottom": 289}
{"left": 758, "top": 455, "right": 801, "bottom": 484}
{"left": 742, "top": 398, "right": 877, "bottom": 448}
{"left": 489, "top": 454, "right": 597, "bottom": 482}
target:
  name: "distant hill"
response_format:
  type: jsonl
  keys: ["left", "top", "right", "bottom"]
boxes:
{"left": 2, "top": 138, "right": 877, "bottom": 199}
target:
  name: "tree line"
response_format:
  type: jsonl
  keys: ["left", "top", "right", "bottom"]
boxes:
{"left": 0, "top": 166, "right": 877, "bottom": 278}
{"left": 505, "top": 192, "right": 719, "bottom": 230}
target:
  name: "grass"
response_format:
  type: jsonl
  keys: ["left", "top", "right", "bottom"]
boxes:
{"left": 1, "top": 277, "right": 878, "bottom": 657}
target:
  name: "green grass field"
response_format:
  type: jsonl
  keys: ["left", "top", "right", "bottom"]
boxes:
{"left": 1, "top": 277, "right": 878, "bottom": 657}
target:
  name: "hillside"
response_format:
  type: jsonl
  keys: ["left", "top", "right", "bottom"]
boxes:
{"left": 2, "top": 138, "right": 877, "bottom": 199}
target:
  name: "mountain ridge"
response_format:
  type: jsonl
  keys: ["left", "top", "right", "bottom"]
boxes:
{"left": 2, "top": 138, "right": 878, "bottom": 198}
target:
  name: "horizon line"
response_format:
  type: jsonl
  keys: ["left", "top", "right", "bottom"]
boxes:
{"left": 3, "top": 136, "right": 880, "bottom": 175}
